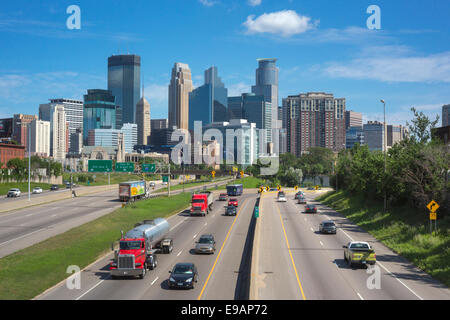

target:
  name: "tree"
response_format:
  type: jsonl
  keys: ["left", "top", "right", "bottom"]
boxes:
{"left": 406, "top": 107, "right": 439, "bottom": 144}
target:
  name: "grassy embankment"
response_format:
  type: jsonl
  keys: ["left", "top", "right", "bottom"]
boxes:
{"left": 316, "top": 191, "right": 450, "bottom": 287}
{"left": 0, "top": 182, "right": 64, "bottom": 196}
{"left": 0, "top": 192, "right": 191, "bottom": 300}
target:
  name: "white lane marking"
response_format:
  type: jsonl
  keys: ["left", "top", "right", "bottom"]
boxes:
{"left": 377, "top": 261, "right": 424, "bottom": 300}
{"left": 26, "top": 214, "right": 33, "bottom": 217}
{"left": 319, "top": 241, "right": 324, "bottom": 247}
{"left": 310, "top": 227, "right": 314, "bottom": 232}
{"left": 51, "top": 214, "right": 57, "bottom": 217}
{"left": 151, "top": 277, "right": 159, "bottom": 286}
{"left": 0, "top": 227, "right": 47, "bottom": 247}
{"left": 170, "top": 218, "right": 187, "bottom": 231}
{"left": 204, "top": 222, "right": 207, "bottom": 226}
{"left": 304, "top": 218, "right": 307, "bottom": 221}
{"left": 75, "top": 279, "right": 107, "bottom": 300}
{"left": 177, "top": 251, "right": 182, "bottom": 257}
{"left": 357, "top": 292, "right": 364, "bottom": 300}
{"left": 193, "top": 233, "right": 198, "bottom": 239}
{"left": 337, "top": 215, "right": 424, "bottom": 300}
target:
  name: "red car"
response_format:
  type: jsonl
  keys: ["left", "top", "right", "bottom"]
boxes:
{"left": 304, "top": 204, "right": 317, "bottom": 214}
{"left": 219, "top": 193, "right": 228, "bottom": 201}
{"left": 228, "top": 198, "right": 238, "bottom": 207}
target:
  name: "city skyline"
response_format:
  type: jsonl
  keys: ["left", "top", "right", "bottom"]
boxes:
{"left": 0, "top": 0, "right": 448, "bottom": 126}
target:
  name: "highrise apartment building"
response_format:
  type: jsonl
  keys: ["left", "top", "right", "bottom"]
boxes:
{"left": 252, "top": 59, "right": 279, "bottom": 130}
{"left": 136, "top": 94, "right": 151, "bottom": 145}
{"left": 50, "top": 105, "right": 67, "bottom": 160}
{"left": 28, "top": 119, "right": 50, "bottom": 157}
{"left": 284, "top": 92, "right": 346, "bottom": 156}
{"left": 169, "top": 63, "right": 193, "bottom": 130}
{"left": 12, "top": 114, "right": 38, "bottom": 150}
{"left": 189, "top": 66, "right": 228, "bottom": 130}
{"left": 108, "top": 55, "right": 141, "bottom": 124}
{"left": 151, "top": 119, "right": 168, "bottom": 130}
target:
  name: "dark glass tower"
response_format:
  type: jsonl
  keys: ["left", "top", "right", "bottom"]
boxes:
{"left": 108, "top": 55, "right": 141, "bottom": 124}
{"left": 188, "top": 66, "right": 228, "bottom": 130}
{"left": 83, "top": 89, "right": 117, "bottom": 145}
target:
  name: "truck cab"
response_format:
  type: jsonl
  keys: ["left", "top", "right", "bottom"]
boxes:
{"left": 191, "top": 192, "right": 213, "bottom": 216}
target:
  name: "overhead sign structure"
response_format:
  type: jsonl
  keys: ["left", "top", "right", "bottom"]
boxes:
{"left": 142, "top": 163, "right": 156, "bottom": 173}
{"left": 88, "top": 160, "right": 112, "bottom": 173}
{"left": 115, "top": 162, "right": 134, "bottom": 173}
{"left": 427, "top": 200, "right": 439, "bottom": 213}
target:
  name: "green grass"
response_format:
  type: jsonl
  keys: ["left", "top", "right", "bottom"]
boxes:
{"left": 0, "top": 192, "right": 192, "bottom": 300}
{"left": 316, "top": 191, "right": 450, "bottom": 287}
{"left": 0, "top": 182, "right": 64, "bottom": 196}
{"left": 62, "top": 172, "right": 160, "bottom": 187}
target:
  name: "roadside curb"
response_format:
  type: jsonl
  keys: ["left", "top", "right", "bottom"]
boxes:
{"left": 249, "top": 194, "right": 262, "bottom": 300}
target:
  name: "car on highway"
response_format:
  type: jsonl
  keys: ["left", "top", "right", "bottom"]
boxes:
{"left": 65, "top": 182, "right": 77, "bottom": 189}
{"left": 343, "top": 241, "right": 376, "bottom": 267}
{"left": 7, "top": 188, "right": 21, "bottom": 197}
{"left": 50, "top": 184, "right": 59, "bottom": 191}
{"left": 149, "top": 182, "right": 156, "bottom": 187}
{"left": 194, "top": 234, "right": 216, "bottom": 254}
{"left": 319, "top": 221, "right": 337, "bottom": 234}
{"left": 228, "top": 198, "right": 238, "bottom": 207}
{"left": 162, "top": 181, "right": 168, "bottom": 186}
{"left": 307, "top": 186, "right": 315, "bottom": 190}
{"left": 304, "top": 204, "right": 317, "bottom": 214}
{"left": 224, "top": 206, "right": 237, "bottom": 216}
{"left": 294, "top": 191, "right": 304, "bottom": 200}
{"left": 168, "top": 263, "right": 198, "bottom": 289}
{"left": 277, "top": 193, "right": 287, "bottom": 202}
{"left": 297, "top": 196, "right": 307, "bottom": 204}
{"left": 218, "top": 193, "right": 228, "bottom": 201}
{"left": 269, "top": 188, "right": 277, "bottom": 192}
{"left": 32, "top": 187, "right": 43, "bottom": 194}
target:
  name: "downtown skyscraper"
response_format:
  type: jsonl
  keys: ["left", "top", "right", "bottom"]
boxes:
{"left": 108, "top": 54, "right": 141, "bottom": 125}
{"left": 168, "top": 63, "right": 193, "bottom": 130}
{"left": 136, "top": 92, "right": 151, "bottom": 145}
{"left": 252, "top": 58, "right": 279, "bottom": 130}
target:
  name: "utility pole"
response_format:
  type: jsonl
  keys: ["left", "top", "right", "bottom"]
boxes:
{"left": 28, "top": 125, "right": 31, "bottom": 202}
{"left": 168, "top": 163, "right": 171, "bottom": 198}
{"left": 381, "top": 99, "right": 387, "bottom": 214}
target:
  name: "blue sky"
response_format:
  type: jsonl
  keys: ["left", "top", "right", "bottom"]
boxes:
{"left": 0, "top": 0, "right": 449, "bottom": 126}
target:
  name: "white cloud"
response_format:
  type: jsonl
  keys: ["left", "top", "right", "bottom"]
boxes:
{"left": 243, "top": 10, "right": 315, "bottom": 37}
{"left": 248, "top": 0, "right": 262, "bottom": 6}
{"left": 364, "top": 104, "right": 443, "bottom": 126}
{"left": 144, "top": 84, "right": 168, "bottom": 118}
{"left": 199, "top": 0, "right": 217, "bottom": 7}
{"left": 228, "top": 82, "right": 252, "bottom": 97}
{"left": 324, "top": 47, "right": 450, "bottom": 83}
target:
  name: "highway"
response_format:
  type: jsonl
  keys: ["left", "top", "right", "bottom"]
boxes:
{"left": 36, "top": 192, "right": 258, "bottom": 300}
{"left": 252, "top": 190, "right": 450, "bottom": 300}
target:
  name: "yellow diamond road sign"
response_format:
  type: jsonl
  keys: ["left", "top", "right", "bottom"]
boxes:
{"left": 430, "top": 212, "right": 437, "bottom": 220}
{"left": 427, "top": 200, "right": 439, "bottom": 213}
{"left": 294, "top": 186, "right": 298, "bottom": 191}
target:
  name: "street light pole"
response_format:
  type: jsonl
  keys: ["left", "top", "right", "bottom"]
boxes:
{"left": 28, "top": 124, "right": 31, "bottom": 202}
{"left": 381, "top": 99, "right": 387, "bottom": 214}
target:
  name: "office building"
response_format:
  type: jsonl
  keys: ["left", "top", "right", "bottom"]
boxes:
{"left": 0, "top": 143, "right": 25, "bottom": 168}
{"left": 28, "top": 119, "right": 50, "bottom": 157}
{"left": 136, "top": 94, "right": 151, "bottom": 145}
{"left": 83, "top": 89, "right": 118, "bottom": 145}
{"left": 69, "top": 128, "right": 83, "bottom": 155}
{"left": 346, "top": 126, "right": 364, "bottom": 149}
{"left": 50, "top": 105, "right": 67, "bottom": 160}
{"left": 0, "top": 118, "right": 13, "bottom": 138}
{"left": 227, "top": 96, "right": 244, "bottom": 120}
{"left": 121, "top": 123, "right": 138, "bottom": 153}
{"left": 284, "top": 92, "right": 346, "bottom": 156}
{"left": 12, "top": 114, "right": 38, "bottom": 150}
{"left": 169, "top": 63, "right": 193, "bottom": 130}
{"left": 189, "top": 66, "right": 228, "bottom": 130}
{"left": 345, "top": 110, "right": 363, "bottom": 129}
{"left": 387, "top": 124, "right": 407, "bottom": 147}
{"left": 252, "top": 58, "right": 279, "bottom": 129}
{"left": 443, "top": 104, "right": 450, "bottom": 127}
{"left": 363, "top": 121, "right": 385, "bottom": 151}
{"left": 108, "top": 54, "right": 141, "bottom": 124}
{"left": 88, "top": 123, "right": 137, "bottom": 154}
{"left": 151, "top": 119, "right": 168, "bottom": 130}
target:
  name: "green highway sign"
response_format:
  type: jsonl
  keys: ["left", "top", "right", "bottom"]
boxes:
{"left": 162, "top": 175, "right": 169, "bottom": 183}
{"left": 88, "top": 160, "right": 112, "bottom": 173}
{"left": 142, "top": 163, "right": 156, "bottom": 173}
{"left": 254, "top": 206, "right": 259, "bottom": 218}
{"left": 115, "top": 162, "right": 135, "bottom": 173}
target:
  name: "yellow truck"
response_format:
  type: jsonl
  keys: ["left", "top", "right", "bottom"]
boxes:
{"left": 343, "top": 241, "right": 376, "bottom": 267}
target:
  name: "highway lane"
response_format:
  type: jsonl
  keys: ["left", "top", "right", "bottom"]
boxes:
{"left": 37, "top": 192, "right": 258, "bottom": 300}
{"left": 253, "top": 190, "right": 450, "bottom": 300}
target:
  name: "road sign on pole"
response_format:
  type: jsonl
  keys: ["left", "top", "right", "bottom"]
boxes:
{"left": 115, "top": 162, "right": 135, "bottom": 173}
{"left": 212, "top": 171, "right": 216, "bottom": 178}
{"left": 142, "top": 163, "right": 156, "bottom": 173}
{"left": 427, "top": 200, "right": 439, "bottom": 213}
{"left": 294, "top": 186, "right": 298, "bottom": 191}
{"left": 88, "top": 160, "right": 112, "bottom": 173}
{"left": 254, "top": 207, "right": 259, "bottom": 218}
{"left": 430, "top": 212, "right": 437, "bottom": 220}
{"left": 162, "top": 175, "right": 169, "bottom": 183}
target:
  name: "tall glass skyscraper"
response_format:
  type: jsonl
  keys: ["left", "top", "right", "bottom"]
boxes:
{"left": 251, "top": 59, "right": 279, "bottom": 130}
{"left": 189, "top": 66, "right": 228, "bottom": 130}
{"left": 83, "top": 89, "right": 117, "bottom": 145}
{"left": 108, "top": 55, "right": 141, "bottom": 124}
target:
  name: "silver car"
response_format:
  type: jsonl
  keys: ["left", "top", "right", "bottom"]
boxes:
{"left": 7, "top": 188, "right": 21, "bottom": 197}
{"left": 194, "top": 234, "right": 216, "bottom": 254}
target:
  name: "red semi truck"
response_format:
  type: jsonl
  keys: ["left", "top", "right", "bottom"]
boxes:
{"left": 110, "top": 218, "right": 173, "bottom": 279}
{"left": 190, "top": 191, "right": 214, "bottom": 217}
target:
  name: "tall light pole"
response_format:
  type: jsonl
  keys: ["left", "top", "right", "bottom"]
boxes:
{"left": 28, "top": 124, "right": 31, "bottom": 202}
{"left": 380, "top": 99, "right": 387, "bottom": 214}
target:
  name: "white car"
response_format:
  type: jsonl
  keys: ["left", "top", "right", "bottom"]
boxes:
{"left": 7, "top": 188, "right": 21, "bottom": 197}
{"left": 32, "top": 187, "right": 43, "bottom": 194}
{"left": 149, "top": 182, "right": 156, "bottom": 187}
{"left": 277, "top": 195, "right": 287, "bottom": 202}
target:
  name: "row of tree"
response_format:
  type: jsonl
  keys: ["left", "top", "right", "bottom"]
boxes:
{"left": 0, "top": 156, "right": 63, "bottom": 182}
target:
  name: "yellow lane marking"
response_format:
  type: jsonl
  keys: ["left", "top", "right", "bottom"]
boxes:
{"left": 197, "top": 199, "right": 248, "bottom": 300}
{"left": 275, "top": 204, "right": 307, "bottom": 300}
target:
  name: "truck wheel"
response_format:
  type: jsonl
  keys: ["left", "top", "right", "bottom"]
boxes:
{"left": 140, "top": 265, "right": 146, "bottom": 279}
{"left": 344, "top": 254, "right": 347, "bottom": 262}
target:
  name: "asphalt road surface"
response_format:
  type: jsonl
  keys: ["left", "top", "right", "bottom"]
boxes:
{"left": 37, "top": 192, "right": 258, "bottom": 300}
{"left": 253, "top": 190, "right": 450, "bottom": 300}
